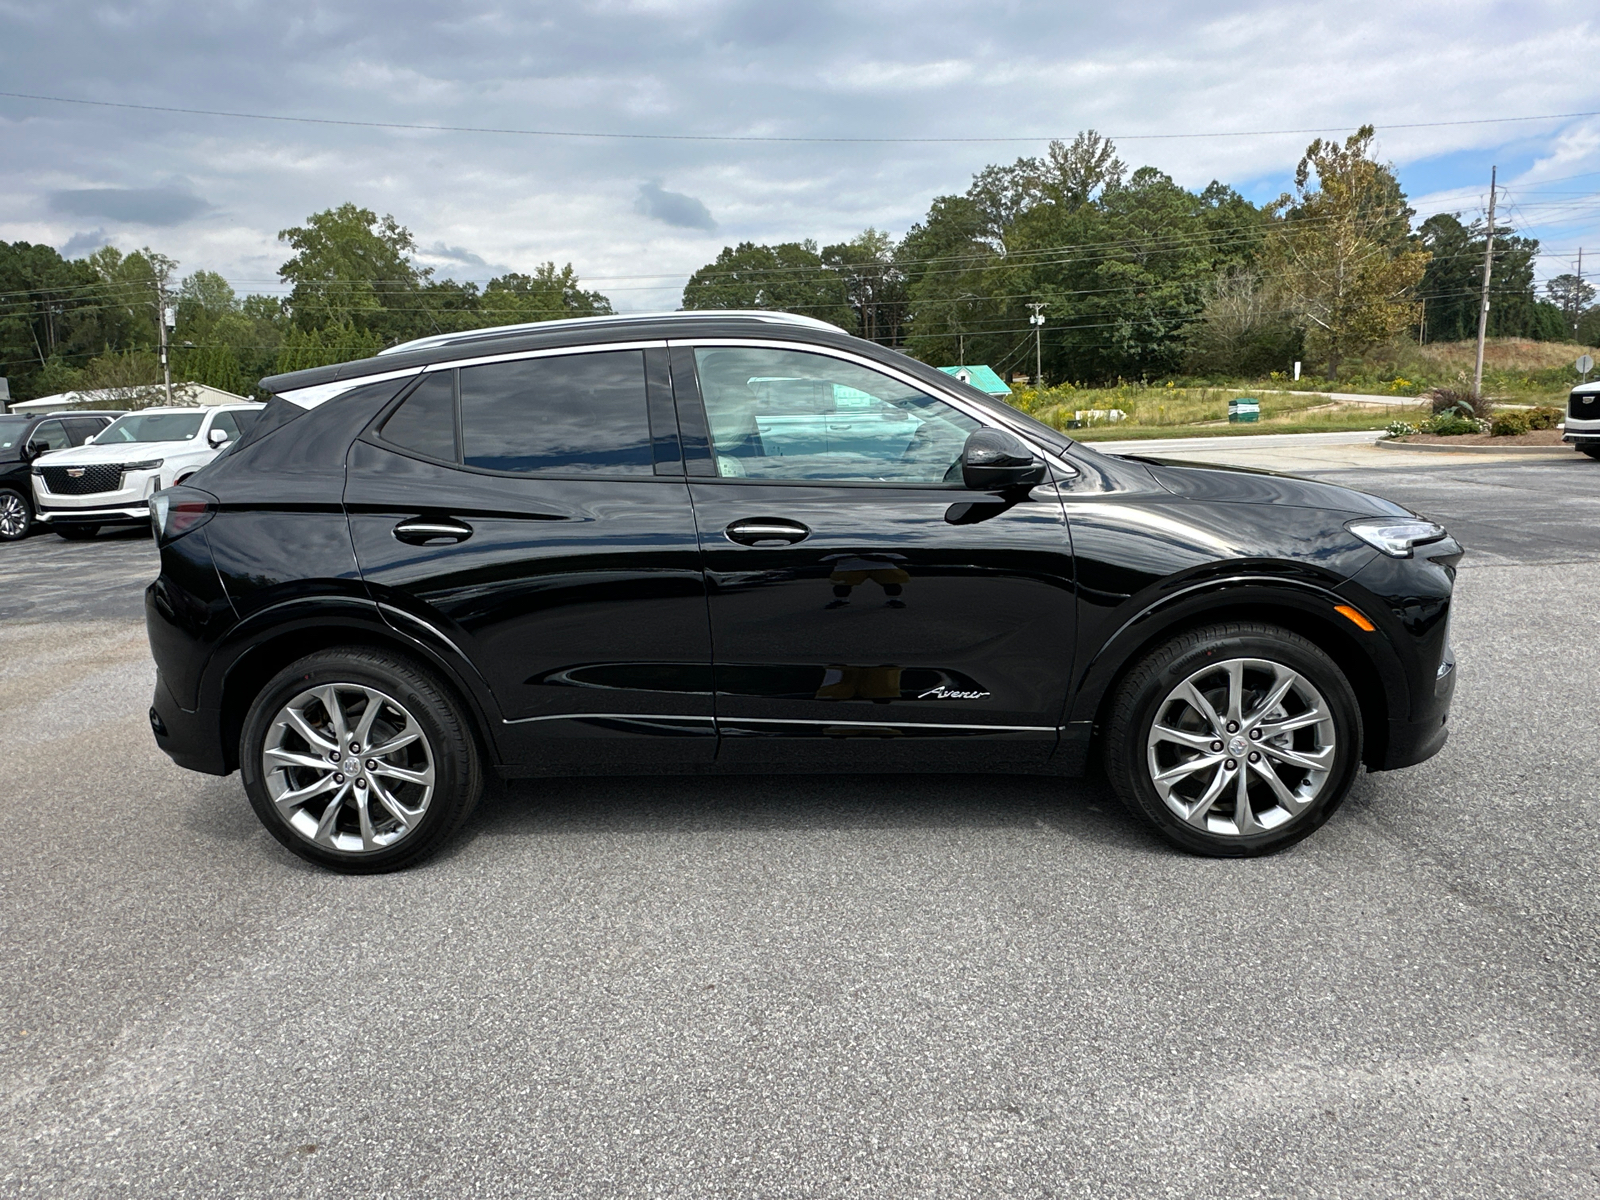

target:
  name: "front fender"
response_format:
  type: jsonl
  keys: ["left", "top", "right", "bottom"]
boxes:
{"left": 1058, "top": 573, "right": 1409, "bottom": 772}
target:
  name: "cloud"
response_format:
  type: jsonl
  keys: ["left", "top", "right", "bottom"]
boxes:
{"left": 635, "top": 181, "right": 717, "bottom": 231}
{"left": 420, "top": 242, "right": 491, "bottom": 268}
{"left": 49, "top": 186, "right": 213, "bottom": 227}
{"left": 59, "top": 229, "right": 112, "bottom": 258}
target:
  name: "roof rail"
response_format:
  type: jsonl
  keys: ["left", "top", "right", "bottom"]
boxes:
{"left": 376, "top": 310, "right": 844, "bottom": 358}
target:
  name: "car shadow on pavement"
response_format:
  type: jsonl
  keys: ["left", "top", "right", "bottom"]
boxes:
{"left": 179, "top": 768, "right": 1169, "bottom": 875}
{"left": 443, "top": 771, "right": 1165, "bottom": 861}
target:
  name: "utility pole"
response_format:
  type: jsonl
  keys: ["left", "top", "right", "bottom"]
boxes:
{"left": 1472, "top": 165, "right": 1497, "bottom": 401}
{"left": 1578, "top": 247, "right": 1585, "bottom": 338}
{"left": 1027, "top": 302, "right": 1046, "bottom": 385}
{"left": 154, "top": 278, "right": 175, "bottom": 406}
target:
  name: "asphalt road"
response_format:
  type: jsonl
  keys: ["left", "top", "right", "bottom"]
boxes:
{"left": 2, "top": 453, "right": 1598, "bottom": 1198}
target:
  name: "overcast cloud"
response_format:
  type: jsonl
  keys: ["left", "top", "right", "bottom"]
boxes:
{"left": 2, "top": 1, "right": 1597, "bottom": 311}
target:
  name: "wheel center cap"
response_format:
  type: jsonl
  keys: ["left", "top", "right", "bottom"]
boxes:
{"left": 1228, "top": 735, "right": 1248, "bottom": 757}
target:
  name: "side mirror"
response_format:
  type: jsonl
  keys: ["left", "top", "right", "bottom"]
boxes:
{"left": 960, "top": 427, "right": 1046, "bottom": 491}
{"left": 84, "top": 434, "right": 96, "bottom": 445}
{"left": 25, "top": 440, "right": 50, "bottom": 461}
{"left": 208, "top": 428, "right": 229, "bottom": 447}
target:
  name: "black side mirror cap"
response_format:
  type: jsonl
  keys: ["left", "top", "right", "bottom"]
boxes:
{"left": 24, "top": 441, "right": 49, "bottom": 461}
{"left": 960, "top": 427, "right": 1047, "bottom": 491}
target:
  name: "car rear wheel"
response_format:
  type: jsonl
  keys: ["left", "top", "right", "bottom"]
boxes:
{"left": 0, "top": 489, "right": 32, "bottom": 541}
{"left": 1102, "top": 622, "right": 1362, "bottom": 857}
{"left": 239, "top": 648, "right": 484, "bottom": 873}
{"left": 1582, "top": 447, "right": 1600, "bottom": 460}
{"left": 55, "top": 524, "right": 100, "bottom": 540}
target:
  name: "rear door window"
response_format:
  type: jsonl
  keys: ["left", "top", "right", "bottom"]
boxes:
{"left": 458, "top": 351, "right": 653, "bottom": 476}
{"left": 64, "top": 418, "right": 103, "bottom": 445}
{"left": 379, "top": 372, "right": 457, "bottom": 462}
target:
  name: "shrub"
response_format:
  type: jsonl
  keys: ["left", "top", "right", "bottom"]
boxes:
{"left": 1385, "top": 420, "right": 1418, "bottom": 438}
{"left": 1491, "top": 411, "right": 1530, "bottom": 437}
{"left": 1421, "top": 410, "right": 1489, "bottom": 436}
{"left": 1525, "top": 405, "right": 1562, "bottom": 430}
{"left": 1428, "top": 385, "right": 1492, "bottom": 419}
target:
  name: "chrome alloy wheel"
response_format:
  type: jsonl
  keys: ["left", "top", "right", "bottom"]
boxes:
{"left": 1145, "top": 657, "right": 1336, "bottom": 837}
{"left": 0, "top": 492, "right": 28, "bottom": 539}
{"left": 262, "top": 683, "right": 436, "bottom": 853}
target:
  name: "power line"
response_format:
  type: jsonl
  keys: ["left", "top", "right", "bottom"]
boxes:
{"left": 3, "top": 89, "right": 1599, "bottom": 144}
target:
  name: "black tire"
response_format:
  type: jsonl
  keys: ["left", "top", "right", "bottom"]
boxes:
{"left": 1582, "top": 448, "right": 1600, "bottom": 460}
{"left": 55, "top": 524, "right": 100, "bottom": 540}
{"left": 239, "top": 648, "right": 484, "bottom": 873}
{"left": 0, "top": 488, "right": 32, "bottom": 541}
{"left": 1101, "top": 622, "right": 1363, "bottom": 857}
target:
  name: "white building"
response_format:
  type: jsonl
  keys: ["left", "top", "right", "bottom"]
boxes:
{"left": 6, "top": 382, "right": 253, "bottom": 413}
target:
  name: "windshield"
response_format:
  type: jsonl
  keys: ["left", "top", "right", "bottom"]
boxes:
{"left": 0, "top": 417, "right": 27, "bottom": 451}
{"left": 96, "top": 411, "right": 205, "bottom": 444}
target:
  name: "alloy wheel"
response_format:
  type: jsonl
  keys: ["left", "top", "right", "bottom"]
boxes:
{"left": 1145, "top": 657, "right": 1337, "bottom": 837}
{"left": 262, "top": 683, "right": 436, "bottom": 853}
{"left": 0, "top": 492, "right": 28, "bottom": 539}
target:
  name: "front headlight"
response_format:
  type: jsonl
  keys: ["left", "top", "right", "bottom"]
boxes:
{"left": 125, "top": 458, "right": 164, "bottom": 471}
{"left": 1346, "top": 516, "right": 1448, "bottom": 558}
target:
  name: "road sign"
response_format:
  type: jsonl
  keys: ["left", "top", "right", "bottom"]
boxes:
{"left": 1577, "top": 354, "right": 1594, "bottom": 376}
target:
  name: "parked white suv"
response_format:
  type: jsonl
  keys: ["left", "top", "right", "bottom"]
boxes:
{"left": 32, "top": 404, "right": 263, "bottom": 539}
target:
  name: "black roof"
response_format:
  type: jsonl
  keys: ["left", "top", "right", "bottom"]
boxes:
{"left": 259, "top": 312, "right": 884, "bottom": 396}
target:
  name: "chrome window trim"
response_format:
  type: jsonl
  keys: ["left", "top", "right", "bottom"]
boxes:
{"left": 420, "top": 339, "right": 668, "bottom": 373}
{"left": 279, "top": 367, "right": 425, "bottom": 410}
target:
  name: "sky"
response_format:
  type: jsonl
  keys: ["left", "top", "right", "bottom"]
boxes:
{"left": 2, "top": 0, "right": 1599, "bottom": 313}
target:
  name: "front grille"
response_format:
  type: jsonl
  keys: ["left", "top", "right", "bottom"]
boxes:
{"left": 1571, "top": 392, "right": 1600, "bottom": 421}
{"left": 40, "top": 464, "right": 124, "bottom": 495}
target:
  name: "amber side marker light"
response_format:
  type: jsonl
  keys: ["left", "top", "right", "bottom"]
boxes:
{"left": 1335, "top": 604, "right": 1376, "bottom": 632}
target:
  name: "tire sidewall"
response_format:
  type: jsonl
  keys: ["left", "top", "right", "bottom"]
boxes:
{"left": 240, "top": 652, "right": 478, "bottom": 872}
{"left": 1114, "top": 629, "right": 1363, "bottom": 857}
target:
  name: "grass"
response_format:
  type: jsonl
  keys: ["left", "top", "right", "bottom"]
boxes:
{"left": 997, "top": 336, "right": 1594, "bottom": 439}
{"left": 1008, "top": 383, "right": 1424, "bottom": 440}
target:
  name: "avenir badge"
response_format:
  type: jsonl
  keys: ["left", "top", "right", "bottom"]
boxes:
{"left": 918, "top": 684, "right": 990, "bottom": 700}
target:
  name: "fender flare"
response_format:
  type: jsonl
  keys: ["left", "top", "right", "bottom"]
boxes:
{"left": 200, "top": 595, "right": 508, "bottom": 768}
{"left": 1064, "top": 574, "right": 1409, "bottom": 734}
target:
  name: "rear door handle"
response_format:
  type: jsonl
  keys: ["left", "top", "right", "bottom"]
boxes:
{"left": 393, "top": 517, "right": 474, "bottom": 545}
{"left": 725, "top": 518, "right": 810, "bottom": 547}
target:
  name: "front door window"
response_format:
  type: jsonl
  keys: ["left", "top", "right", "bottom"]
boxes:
{"left": 693, "top": 346, "right": 979, "bottom": 483}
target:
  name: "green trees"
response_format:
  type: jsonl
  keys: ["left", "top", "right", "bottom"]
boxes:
{"left": 1270, "top": 127, "right": 1430, "bottom": 378}
{"left": 682, "top": 240, "right": 854, "bottom": 329}
{"left": 1419, "top": 213, "right": 1568, "bottom": 342}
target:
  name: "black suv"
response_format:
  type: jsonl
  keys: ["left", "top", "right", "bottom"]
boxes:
{"left": 0, "top": 410, "right": 123, "bottom": 540}
{"left": 145, "top": 312, "right": 1460, "bottom": 872}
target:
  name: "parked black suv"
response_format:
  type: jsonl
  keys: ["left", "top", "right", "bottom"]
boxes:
{"left": 0, "top": 410, "right": 123, "bottom": 540}
{"left": 145, "top": 312, "right": 1460, "bottom": 872}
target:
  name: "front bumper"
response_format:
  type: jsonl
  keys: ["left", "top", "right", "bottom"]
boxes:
{"left": 37, "top": 500, "right": 150, "bottom": 527}
{"left": 1564, "top": 416, "right": 1600, "bottom": 446}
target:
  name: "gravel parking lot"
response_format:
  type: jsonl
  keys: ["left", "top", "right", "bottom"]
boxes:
{"left": 2, "top": 453, "right": 1598, "bottom": 1198}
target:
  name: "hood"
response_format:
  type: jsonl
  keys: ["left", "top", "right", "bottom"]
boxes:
{"left": 1128, "top": 456, "right": 1410, "bottom": 517}
{"left": 35, "top": 438, "right": 204, "bottom": 466}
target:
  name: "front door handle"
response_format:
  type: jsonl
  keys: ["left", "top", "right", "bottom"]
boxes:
{"left": 393, "top": 517, "right": 474, "bottom": 545}
{"left": 725, "top": 518, "right": 810, "bottom": 547}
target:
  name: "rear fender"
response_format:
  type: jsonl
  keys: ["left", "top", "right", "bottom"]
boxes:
{"left": 202, "top": 596, "right": 508, "bottom": 773}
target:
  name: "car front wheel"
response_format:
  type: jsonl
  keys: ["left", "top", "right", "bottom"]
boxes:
{"left": 239, "top": 648, "right": 485, "bottom": 873}
{"left": 0, "top": 488, "right": 32, "bottom": 541}
{"left": 1102, "top": 622, "right": 1362, "bottom": 856}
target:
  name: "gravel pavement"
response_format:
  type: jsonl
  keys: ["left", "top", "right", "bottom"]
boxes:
{"left": 1, "top": 456, "right": 1597, "bottom": 1199}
